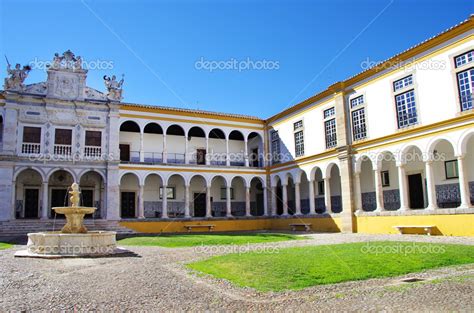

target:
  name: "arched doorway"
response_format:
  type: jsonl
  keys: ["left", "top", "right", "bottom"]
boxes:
{"left": 79, "top": 171, "right": 104, "bottom": 218}
{"left": 48, "top": 170, "right": 75, "bottom": 218}
{"left": 250, "top": 177, "right": 265, "bottom": 216}
{"left": 359, "top": 156, "right": 376, "bottom": 211}
{"left": 190, "top": 175, "right": 208, "bottom": 217}
{"left": 15, "top": 169, "right": 43, "bottom": 219}
{"left": 120, "top": 173, "right": 139, "bottom": 218}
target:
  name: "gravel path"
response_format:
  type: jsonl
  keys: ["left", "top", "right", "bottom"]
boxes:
{"left": 1, "top": 233, "right": 474, "bottom": 311}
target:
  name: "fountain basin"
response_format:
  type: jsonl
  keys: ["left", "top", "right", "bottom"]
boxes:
{"left": 15, "top": 231, "right": 118, "bottom": 258}
{"left": 52, "top": 206, "right": 97, "bottom": 233}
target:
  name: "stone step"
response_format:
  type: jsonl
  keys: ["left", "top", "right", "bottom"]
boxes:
{"left": 0, "top": 220, "right": 136, "bottom": 235}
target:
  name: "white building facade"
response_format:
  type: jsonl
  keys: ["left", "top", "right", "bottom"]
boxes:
{"left": 0, "top": 17, "right": 473, "bottom": 235}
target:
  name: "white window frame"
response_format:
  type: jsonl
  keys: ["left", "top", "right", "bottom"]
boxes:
{"left": 293, "top": 119, "right": 305, "bottom": 158}
{"left": 450, "top": 48, "right": 474, "bottom": 114}
{"left": 18, "top": 123, "right": 44, "bottom": 156}
{"left": 349, "top": 93, "right": 368, "bottom": 142}
{"left": 390, "top": 72, "right": 421, "bottom": 130}
{"left": 322, "top": 107, "right": 337, "bottom": 149}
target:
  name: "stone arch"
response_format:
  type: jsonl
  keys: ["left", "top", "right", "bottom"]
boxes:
{"left": 78, "top": 168, "right": 106, "bottom": 182}
{"left": 426, "top": 136, "right": 457, "bottom": 160}
{"left": 120, "top": 120, "right": 141, "bottom": 133}
{"left": 14, "top": 166, "right": 46, "bottom": 182}
{"left": 458, "top": 130, "right": 474, "bottom": 156}
{"left": 119, "top": 171, "right": 141, "bottom": 185}
{"left": 47, "top": 168, "right": 77, "bottom": 183}
{"left": 324, "top": 162, "right": 339, "bottom": 179}
{"left": 166, "top": 173, "right": 187, "bottom": 186}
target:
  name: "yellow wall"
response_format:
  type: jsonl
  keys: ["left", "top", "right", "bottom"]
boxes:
{"left": 120, "top": 217, "right": 341, "bottom": 234}
{"left": 120, "top": 214, "right": 474, "bottom": 236}
{"left": 355, "top": 214, "right": 474, "bottom": 237}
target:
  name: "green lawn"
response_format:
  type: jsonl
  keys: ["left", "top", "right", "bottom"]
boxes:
{"left": 188, "top": 241, "right": 474, "bottom": 291}
{"left": 118, "top": 233, "right": 302, "bottom": 248}
{"left": 0, "top": 243, "right": 12, "bottom": 250}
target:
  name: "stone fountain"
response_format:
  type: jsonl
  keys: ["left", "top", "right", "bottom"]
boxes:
{"left": 15, "top": 183, "right": 120, "bottom": 258}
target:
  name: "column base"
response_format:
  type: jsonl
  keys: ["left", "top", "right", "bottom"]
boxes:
{"left": 425, "top": 205, "right": 438, "bottom": 211}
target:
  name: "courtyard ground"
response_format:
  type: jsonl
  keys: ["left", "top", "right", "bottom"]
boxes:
{"left": 1, "top": 233, "right": 473, "bottom": 311}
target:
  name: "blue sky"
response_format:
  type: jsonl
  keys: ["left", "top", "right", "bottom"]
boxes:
{"left": 0, "top": 0, "right": 472, "bottom": 118}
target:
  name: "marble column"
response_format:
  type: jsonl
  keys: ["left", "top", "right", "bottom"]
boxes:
{"left": 162, "top": 184, "right": 168, "bottom": 218}
{"left": 245, "top": 186, "right": 251, "bottom": 216}
{"left": 138, "top": 184, "right": 145, "bottom": 219}
{"left": 271, "top": 186, "right": 277, "bottom": 216}
{"left": 11, "top": 181, "right": 16, "bottom": 220}
{"left": 294, "top": 182, "right": 301, "bottom": 215}
{"left": 282, "top": 183, "right": 288, "bottom": 216}
{"left": 425, "top": 160, "right": 438, "bottom": 210}
{"left": 374, "top": 169, "right": 385, "bottom": 211}
{"left": 162, "top": 134, "right": 167, "bottom": 163}
{"left": 184, "top": 184, "right": 190, "bottom": 218}
{"left": 184, "top": 137, "right": 189, "bottom": 164}
{"left": 139, "top": 132, "right": 144, "bottom": 162}
{"left": 206, "top": 186, "right": 212, "bottom": 217}
{"left": 397, "top": 164, "right": 409, "bottom": 210}
{"left": 457, "top": 156, "right": 473, "bottom": 209}
{"left": 263, "top": 185, "right": 268, "bottom": 216}
{"left": 225, "top": 138, "right": 230, "bottom": 166}
{"left": 205, "top": 137, "right": 210, "bottom": 166}
{"left": 353, "top": 172, "right": 362, "bottom": 212}
{"left": 308, "top": 180, "right": 316, "bottom": 214}
{"left": 41, "top": 181, "right": 49, "bottom": 219}
{"left": 324, "top": 177, "right": 331, "bottom": 213}
{"left": 244, "top": 138, "right": 249, "bottom": 167}
{"left": 226, "top": 185, "right": 232, "bottom": 216}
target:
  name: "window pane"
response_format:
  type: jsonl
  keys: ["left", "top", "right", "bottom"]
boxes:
{"left": 22, "top": 126, "right": 41, "bottom": 143}
{"left": 393, "top": 75, "right": 413, "bottom": 92}
{"left": 55, "top": 129, "right": 72, "bottom": 145}
{"left": 395, "top": 90, "right": 418, "bottom": 128}
{"left": 455, "top": 50, "right": 474, "bottom": 68}
{"left": 324, "top": 107, "right": 335, "bottom": 119}
{"left": 445, "top": 160, "right": 459, "bottom": 179}
{"left": 352, "top": 108, "right": 367, "bottom": 141}
{"left": 294, "top": 130, "right": 304, "bottom": 157}
{"left": 85, "top": 131, "right": 102, "bottom": 146}
{"left": 457, "top": 68, "right": 474, "bottom": 111}
{"left": 350, "top": 95, "right": 364, "bottom": 108}
{"left": 293, "top": 120, "right": 303, "bottom": 130}
{"left": 325, "top": 119, "right": 337, "bottom": 148}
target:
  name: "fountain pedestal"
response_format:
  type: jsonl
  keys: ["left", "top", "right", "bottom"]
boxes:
{"left": 15, "top": 183, "right": 124, "bottom": 258}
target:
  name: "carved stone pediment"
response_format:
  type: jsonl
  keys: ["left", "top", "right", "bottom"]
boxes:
{"left": 84, "top": 87, "right": 107, "bottom": 101}
{"left": 23, "top": 82, "right": 47, "bottom": 95}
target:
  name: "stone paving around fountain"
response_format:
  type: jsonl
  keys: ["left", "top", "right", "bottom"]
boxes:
{"left": 14, "top": 183, "right": 121, "bottom": 258}
{"left": 1, "top": 233, "right": 474, "bottom": 311}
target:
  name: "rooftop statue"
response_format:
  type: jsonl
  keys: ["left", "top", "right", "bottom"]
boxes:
{"left": 49, "top": 50, "right": 85, "bottom": 72}
{"left": 103, "top": 74, "right": 124, "bottom": 101}
{"left": 4, "top": 57, "right": 31, "bottom": 91}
